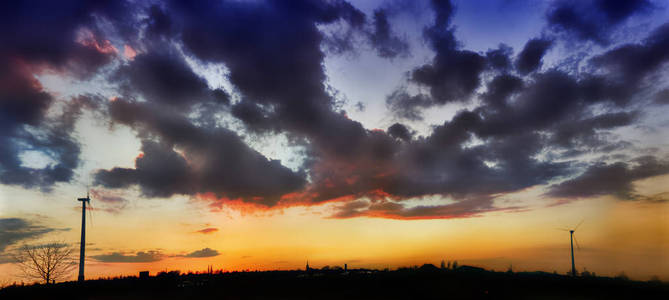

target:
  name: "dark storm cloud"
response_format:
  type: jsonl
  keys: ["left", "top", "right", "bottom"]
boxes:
{"left": 0, "top": 218, "right": 68, "bottom": 253}
{"left": 136, "top": 0, "right": 659, "bottom": 214}
{"left": 298, "top": 130, "right": 401, "bottom": 204}
{"left": 97, "top": 0, "right": 542, "bottom": 215}
{"left": 478, "top": 74, "right": 523, "bottom": 111}
{"left": 546, "top": 0, "right": 653, "bottom": 45}
{"left": 369, "top": 9, "right": 410, "bottom": 59}
{"left": 0, "top": 1, "right": 133, "bottom": 190}
{"left": 590, "top": 22, "right": 669, "bottom": 85}
{"left": 231, "top": 101, "right": 278, "bottom": 133}
{"left": 430, "top": 0, "right": 455, "bottom": 28}
{"left": 114, "top": 49, "right": 228, "bottom": 107}
{"left": 569, "top": 22, "right": 669, "bottom": 108}
{"left": 165, "top": 0, "right": 371, "bottom": 159}
{"left": 95, "top": 140, "right": 193, "bottom": 198}
{"left": 144, "top": 4, "right": 174, "bottom": 38}
{"left": 0, "top": 64, "right": 87, "bottom": 189}
{"left": 381, "top": 121, "right": 573, "bottom": 199}
{"left": 0, "top": 64, "right": 51, "bottom": 127}
{"left": 546, "top": 156, "right": 669, "bottom": 200}
{"left": 549, "top": 112, "right": 638, "bottom": 151}
{"left": 471, "top": 70, "right": 637, "bottom": 157}
{"left": 92, "top": 250, "right": 164, "bottom": 263}
{"left": 410, "top": 41, "right": 486, "bottom": 105}
{"left": 6, "top": 0, "right": 667, "bottom": 220}
{"left": 387, "top": 123, "right": 413, "bottom": 142}
{"left": 654, "top": 89, "right": 669, "bottom": 105}
{"left": 385, "top": 90, "right": 433, "bottom": 121}
{"left": 486, "top": 44, "right": 513, "bottom": 72}
{"left": 374, "top": 35, "right": 654, "bottom": 208}
{"left": 0, "top": 1, "right": 129, "bottom": 77}
{"left": 475, "top": 71, "right": 581, "bottom": 137}
{"left": 412, "top": 0, "right": 486, "bottom": 103}
{"left": 298, "top": 108, "right": 574, "bottom": 211}
{"left": 515, "top": 38, "right": 553, "bottom": 75}
{"left": 95, "top": 100, "right": 306, "bottom": 205}
{"left": 386, "top": 0, "right": 485, "bottom": 118}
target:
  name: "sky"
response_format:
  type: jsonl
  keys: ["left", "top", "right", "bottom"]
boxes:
{"left": 1, "top": 0, "right": 668, "bottom": 283}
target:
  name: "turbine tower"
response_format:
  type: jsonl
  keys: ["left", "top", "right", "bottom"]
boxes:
{"left": 560, "top": 220, "right": 583, "bottom": 277}
{"left": 570, "top": 229, "right": 576, "bottom": 277}
{"left": 77, "top": 192, "right": 91, "bottom": 282}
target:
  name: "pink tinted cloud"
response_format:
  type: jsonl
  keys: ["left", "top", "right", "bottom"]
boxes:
{"left": 123, "top": 45, "right": 137, "bottom": 59}
{"left": 195, "top": 227, "right": 219, "bottom": 234}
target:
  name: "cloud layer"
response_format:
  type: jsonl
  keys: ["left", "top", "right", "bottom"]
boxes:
{"left": 92, "top": 248, "right": 220, "bottom": 262}
{"left": 0, "top": 217, "right": 70, "bottom": 264}
{"left": 92, "top": 251, "right": 164, "bottom": 263}
{"left": 2, "top": 0, "right": 668, "bottom": 220}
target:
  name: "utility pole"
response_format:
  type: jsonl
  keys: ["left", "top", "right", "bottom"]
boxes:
{"left": 570, "top": 230, "right": 576, "bottom": 277}
{"left": 77, "top": 193, "right": 90, "bottom": 282}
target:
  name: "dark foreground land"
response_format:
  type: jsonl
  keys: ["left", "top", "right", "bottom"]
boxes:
{"left": 2, "top": 266, "right": 667, "bottom": 300}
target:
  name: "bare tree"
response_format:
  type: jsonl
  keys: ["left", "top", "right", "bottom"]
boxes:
{"left": 13, "top": 242, "right": 76, "bottom": 284}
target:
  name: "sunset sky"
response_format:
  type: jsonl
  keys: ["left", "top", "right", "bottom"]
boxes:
{"left": 1, "top": 0, "right": 668, "bottom": 283}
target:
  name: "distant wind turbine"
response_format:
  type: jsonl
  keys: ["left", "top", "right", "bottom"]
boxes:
{"left": 77, "top": 191, "right": 92, "bottom": 282}
{"left": 558, "top": 220, "right": 583, "bottom": 277}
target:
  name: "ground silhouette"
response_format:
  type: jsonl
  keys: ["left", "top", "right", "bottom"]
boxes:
{"left": 1, "top": 265, "right": 666, "bottom": 299}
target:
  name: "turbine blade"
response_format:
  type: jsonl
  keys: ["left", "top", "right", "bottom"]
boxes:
{"left": 555, "top": 228, "right": 570, "bottom": 231}
{"left": 574, "top": 219, "right": 584, "bottom": 231}
{"left": 574, "top": 234, "right": 581, "bottom": 251}
{"left": 87, "top": 200, "right": 94, "bottom": 227}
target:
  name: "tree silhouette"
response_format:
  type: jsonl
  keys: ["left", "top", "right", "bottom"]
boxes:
{"left": 13, "top": 242, "right": 76, "bottom": 284}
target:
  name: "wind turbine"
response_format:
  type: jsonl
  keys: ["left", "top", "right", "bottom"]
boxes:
{"left": 77, "top": 191, "right": 92, "bottom": 282}
{"left": 559, "top": 220, "right": 583, "bottom": 277}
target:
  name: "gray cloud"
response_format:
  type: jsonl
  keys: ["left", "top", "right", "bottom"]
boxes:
{"left": 546, "top": 156, "right": 669, "bottom": 200}
{"left": 94, "top": 100, "right": 306, "bottom": 206}
{"left": 0, "top": 1, "right": 130, "bottom": 191}
{"left": 546, "top": 0, "right": 653, "bottom": 45}
{"left": 387, "top": 123, "right": 413, "bottom": 142}
{"left": 91, "top": 250, "right": 164, "bottom": 263}
{"left": 181, "top": 248, "right": 220, "bottom": 258}
{"left": 369, "top": 8, "right": 410, "bottom": 59}
{"left": 515, "top": 38, "right": 553, "bottom": 75}
{"left": 654, "top": 89, "right": 669, "bottom": 105}
{"left": 330, "top": 197, "right": 522, "bottom": 220}
{"left": 0, "top": 218, "right": 68, "bottom": 253}
{"left": 385, "top": 90, "right": 433, "bottom": 121}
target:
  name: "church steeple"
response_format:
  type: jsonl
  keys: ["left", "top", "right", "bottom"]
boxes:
{"left": 306, "top": 260, "right": 310, "bottom": 272}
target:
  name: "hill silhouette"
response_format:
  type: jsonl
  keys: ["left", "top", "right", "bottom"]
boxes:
{"left": 1, "top": 265, "right": 666, "bottom": 300}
